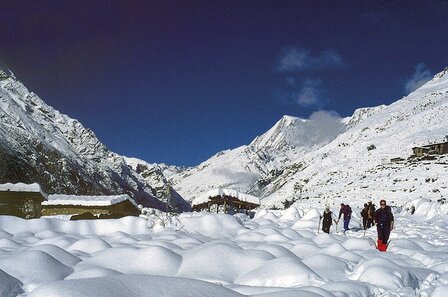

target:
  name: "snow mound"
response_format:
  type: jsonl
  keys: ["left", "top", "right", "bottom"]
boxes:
{"left": 280, "top": 206, "right": 302, "bottom": 221}
{"left": 0, "top": 216, "right": 148, "bottom": 236}
{"left": 0, "top": 269, "right": 23, "bottom": 297}
{"left": 351, "top": 258, "right": 420, "bottom": 290}
{"left": 235, "top": 257, "right": 325, "bottom": 287}
{"left": 28, "top": 274, "right": 245, "bottom": 297}
{"left": 78, "top": 245, "right": 182, "bottom": 275}
{"left": 401, "top": 198, "right": 448, "bottom": 220}
{"left": 68, "top": 237, "right": 112, "bottom": 254}
{"left": 179, "top": 213, "right": 245, "bottom": 236}
{"left": 28, "top": 244, "right": 82, "bottom": 267}
{"left": 65, "top": 267, "right": 122, "bottom": 280}
{"left": 0, "top": 250, "right": 72, "bottom": 291}
{"left": 177, "top": 242, "right": 273, "bottom": 283}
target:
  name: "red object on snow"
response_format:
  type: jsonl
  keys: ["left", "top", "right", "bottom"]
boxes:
{"left": 377, "top": 239, "right": 387, "bottom": 252}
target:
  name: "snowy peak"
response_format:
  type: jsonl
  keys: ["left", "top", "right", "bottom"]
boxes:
{"left": 433, "top": 67, "right": 448, "bottom": 80}
{"left": 0, "top": 73, "right": 108, "bottom": 162}
{"left": 250, "top": 112, "right": 346, "bottom": 152}
{"left": 408, "top": 66, "right": 448, "bottom": 96}
{"left": 259, "top": 66, "right": 448, "bottom": 208}
{"left": 168, "top": 112, "right": 347, "bottom": 202}
{"left": 0, "top": 61, "right": 14, "bottom": 78}
{"left": 345, "top": 106, "right": 387, "bottom": 128}
{"left": 250, "top": 115, "right": 307, "bottom": 150}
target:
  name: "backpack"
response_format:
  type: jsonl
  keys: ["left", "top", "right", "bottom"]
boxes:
{"left": 367, "top": 205, "right": 374, "bottom": 219}
{"left": 343, "top": 205, "right": 352, "bottom": 217}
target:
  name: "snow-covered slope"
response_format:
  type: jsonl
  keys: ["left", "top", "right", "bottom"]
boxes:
{"left": 260, "top": 67, "right": 448, "bottom": 208}
{"left": 124, "top": 157, "right": 191, "bottom": 211}
{"left": 168, "top": 113, "right": 346, "bottom": 202}
{"left": 167, "top": 67, "right": 448, "bottom": 209}
{"left": 0, "top": 68, "right": 189, "bottom": 211}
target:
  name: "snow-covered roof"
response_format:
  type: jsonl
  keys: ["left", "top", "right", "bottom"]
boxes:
{"left": 43, "top": 194, "right": 136, "bottom": 207}
{"left": 192, "top": 188, "right": 260, "bottom": 206}
{"left": 0, "top": 182, "right": 48, "bottom": 199}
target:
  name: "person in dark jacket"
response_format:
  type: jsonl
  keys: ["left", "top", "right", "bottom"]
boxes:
{"left": 361, "top": 203, "right": 369, "bottom": 230}
{"left": 337, "top": 203, "right": 352, "bottom": 232}
{"left": 374, "top": 199, "right": 394, "bottom": 249}
{"left": 320, "top": 205, "right": 334, "bottom": 234}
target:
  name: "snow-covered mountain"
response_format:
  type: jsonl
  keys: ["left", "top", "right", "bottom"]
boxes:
{"left": 123, "top": 157, "right": 190, "bottom": 211}
{"left": 0, "top": 67, "right": 189, "bottom": 211}
{"left": 167, "top": 112, "right": 347, "bottom": 202}
{"left": 167, "top": 67, "right": 448, "bottom": 208}
{"left": 259, "top": 67, "right": 448, "bottom": 208}
{"left": 3, "top": 61, "right": 447, "bottom": 213}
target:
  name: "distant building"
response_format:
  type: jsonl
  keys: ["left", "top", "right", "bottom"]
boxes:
{"left": 41, "top": 194, "right": 140, "bottom": 219}
{"left": 192, "top": 188, "right": 260, "bottom": 214}
{"left": 412, "top": 141, "right": 448, "bottom": 157}
{"left": 0, "top": 183, "right": 47, "bottom": 219}
{"left": 390, "top": 157, "right": 405, "bottom": 163}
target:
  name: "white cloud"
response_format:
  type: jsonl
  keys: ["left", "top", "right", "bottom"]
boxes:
{"left": 404, "top": 63, "right": 432, "bottom": 94}
{"left": 287, "top": 110, "right": 345, "bottom": 148}
{"left": 277, "top": 47, "right": 343, "bottom": 72}
{"left": 212, "top": 168, "right": 260, "bottom": 185}
{"left": 274, "top": 79, "right": 327, "bottom": 108}
{"left": 294, "top": 80, "right": 324, "bottom": 107}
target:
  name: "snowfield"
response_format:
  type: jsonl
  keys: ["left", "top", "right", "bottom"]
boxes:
{"left": 1, "top": 200, "right": 447, "bottom": 297}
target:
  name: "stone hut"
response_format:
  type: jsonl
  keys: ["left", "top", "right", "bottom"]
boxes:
{"left": 412, "top": 141, "right": 448, "bottom": 157}
{"left": 41, "top": 194, "right": 140, "bottom": 219}
{"left": 0, "top": 183, "right": 47, "bottom": 219}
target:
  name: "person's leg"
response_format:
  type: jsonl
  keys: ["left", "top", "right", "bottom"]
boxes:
{"left": 345, "top": 217, "right": 350, "bottom": 230}
{"left": 383, "top": 224, "right": 391, "bottom": 244}
{"left": 377, "top": 224, "right": 384, "bottom": 241}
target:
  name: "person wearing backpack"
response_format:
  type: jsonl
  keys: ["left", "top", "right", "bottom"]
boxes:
{"left": 374, "top": 199, "right": 394, "bottom": 251}
{"left": 337, "top": 203, "right": 352, "bottom": 232}
{"left": 366, "top": 201, "right": 375, "bottom": 229}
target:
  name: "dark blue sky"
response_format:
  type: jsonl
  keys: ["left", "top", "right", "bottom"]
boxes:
{"left": 1, "top": 1, "right": 448, "bottom": 166}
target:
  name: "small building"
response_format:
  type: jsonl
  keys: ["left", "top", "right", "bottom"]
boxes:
{"left": 412, "top": 141, "right": 448, "bottom": 157}
{"left": 41, "top": 194, "right": 140, "bottom": 219}
{"left": 0, "top": 183, "right": 47, "bottom": 219}
{"left": 390, "top": 157, "right": 405, "bottom": 163}
{"left": 192, "top": 188, "right": 260, "bottom": 214}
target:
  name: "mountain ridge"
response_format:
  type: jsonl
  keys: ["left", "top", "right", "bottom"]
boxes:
{"left": 164, "top": 67, "right": 448, "bottom": 208}
{"left": 0, "top": 68, "right": 190, "bottom": 211}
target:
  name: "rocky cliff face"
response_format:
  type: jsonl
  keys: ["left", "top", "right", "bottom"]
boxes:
{"left": 0, "top": 69, "right": 189, "bottom": 211}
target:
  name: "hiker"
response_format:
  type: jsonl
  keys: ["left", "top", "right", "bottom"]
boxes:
{"left": 337, "top": 203, "right": 352, "bottom": 232}
{"left": 366, "top": 201, "right": 375, "bottom": 228}
{"left": 374, "top": 199, "right": 394, "bottom": 251}
{"left": 320, "top": 206, "right": 334, "bottom": 234}
{"left": 361, "top": 203, "right": 369, "bottom": 230}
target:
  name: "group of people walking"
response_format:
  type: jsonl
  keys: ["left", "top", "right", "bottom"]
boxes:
{"left": 319, "top": 199, "right": 394, "bottom": 251}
